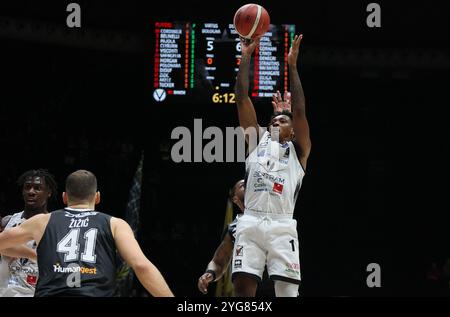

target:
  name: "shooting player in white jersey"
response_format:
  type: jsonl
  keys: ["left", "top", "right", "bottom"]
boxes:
{"left": 233, "top": 34, "right": 311, "bottom": 297}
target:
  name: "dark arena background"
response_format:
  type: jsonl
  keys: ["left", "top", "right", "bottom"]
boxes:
{"left": 1, "top": 0, "right": 450, "bottom": 298}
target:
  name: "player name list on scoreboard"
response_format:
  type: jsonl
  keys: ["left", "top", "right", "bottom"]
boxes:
{"left": 156, "top": 28, "right": 181, "bottom": 88}
{"left": 153, "top": 22, "right": 296, "bottom": 100}
{"left": 253, "top": 32, "right": 280, "bottom": 97}
{"left": 154, "top": 22, "right": 188, "bottom": 96}
{"left": 252, "top": 25, "right": 295, "bottom": 97}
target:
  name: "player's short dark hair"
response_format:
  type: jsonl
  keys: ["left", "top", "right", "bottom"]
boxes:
{"left": 270, "top": 110, "right": 293, "bottom": 123}
{"left": 65, "top": 170, "right": 97, "bottom": 202}
{"left": 16, "top": 169, "right": 57, "bottom": 199}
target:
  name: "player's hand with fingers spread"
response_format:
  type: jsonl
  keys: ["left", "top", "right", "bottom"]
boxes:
{"left": 240, "top": 36, "right": 260, "bottom": 57}
{"left": 198, "top": 272, "right": 215, "bottom": 294}
{"left": 272, "top": 90, "right": 292, "bottom": 113}
{"left": 288, "top": 34, "right": 303, "bottom": 66}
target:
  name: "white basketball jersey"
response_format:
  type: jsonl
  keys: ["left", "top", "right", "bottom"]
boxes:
{"left": 245, "top": 131, "right": 305, "bottom": 215}
{"left": 0, "top": 212, "right": 38, "bottom": 297}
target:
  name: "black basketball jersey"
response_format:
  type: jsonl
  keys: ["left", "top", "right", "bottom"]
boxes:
{"left": 35, "top": 208, "right": 117, "bottom": 297}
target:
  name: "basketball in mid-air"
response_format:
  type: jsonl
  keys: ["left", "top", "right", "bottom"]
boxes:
{"left": 233, "top": 3, "right": 270, "bottom": 40}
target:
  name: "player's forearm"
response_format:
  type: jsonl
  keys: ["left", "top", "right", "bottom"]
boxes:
{"left": 0, "top": 228, "right": 31, "bottom": 251}
{"left": 289, "top": 65, "right": 306, "bottom": 115}
{"left": 206, "top": 260, "right": 226, "bottom": 281}
{"left": 134, "top": 260, "right": 174, "bottom": 297}
{"left": 0, "top": 245, "right": 36, "bottom": 261}
{"left": 236, "top": 54, "right": 252, "bottom": 101}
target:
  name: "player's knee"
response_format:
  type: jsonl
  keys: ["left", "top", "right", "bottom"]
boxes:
{"left": 274, "top": 280, "right": 299, "bottom": 297}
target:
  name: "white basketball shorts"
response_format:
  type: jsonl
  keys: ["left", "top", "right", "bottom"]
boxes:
{"left": 231, "top": 211, "right": 301, "bottom": 284}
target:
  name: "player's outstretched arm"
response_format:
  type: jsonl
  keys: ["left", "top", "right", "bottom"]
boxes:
{"left": 0, "top": 214, "right": 47, "bottom": 252}
{"left": 236, "top": 38, "right": 262, "bottom": 152}
{"left": 289, "top": 34, "right": 311, "bottom": 170}
{"left": 1, "top": 245, "right": 37, "bottom": 261}
{"left": 112, "top": 217, "right": 174, "bottom": 297}
{"left": 0, "top": 214, "right": 37, "bottom": 260}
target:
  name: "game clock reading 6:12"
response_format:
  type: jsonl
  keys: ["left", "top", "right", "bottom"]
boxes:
{"left": 153, "top": 21, "right": 296, "bottom": 104}
{"left": 212, "top": 92, "right": 236, "bottom": 104}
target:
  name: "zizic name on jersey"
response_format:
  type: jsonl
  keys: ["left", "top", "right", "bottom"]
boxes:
{"left": 69, "top": 218, "right": 89, "bottom": 228}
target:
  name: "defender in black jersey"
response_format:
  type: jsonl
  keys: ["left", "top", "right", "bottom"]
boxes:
{"left": 197, "top": 179, "right": 245, "bottom": 294}
{"left": 0, "top": 170, "right": 173, "bottom": 297}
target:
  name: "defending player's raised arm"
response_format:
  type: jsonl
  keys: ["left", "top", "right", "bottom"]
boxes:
{"left": 236, "top": 38, "right": 261, "bottom": 150}
{"left": 0, "top": 214, "right": 47, "bottom": 251}
{"left": 111, "top": 217, "right": 174, "bottom": 297}
{"left": 289, "top": 34, "right": 311, "bottom": 169}
{"left": 272, "top": 90, "right": 292, "bottom": 113}
{"left": 198, "top": 232, "right": 234, "bottom": 294}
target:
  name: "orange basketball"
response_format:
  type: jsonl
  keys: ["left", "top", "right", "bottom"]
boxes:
{"left": 233, "top": 3, "right": 270, "bottom": 40}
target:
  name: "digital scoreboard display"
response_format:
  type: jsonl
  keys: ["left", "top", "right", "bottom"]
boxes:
{"left": 153, "top": 21, "right": 296, "bottom": 104}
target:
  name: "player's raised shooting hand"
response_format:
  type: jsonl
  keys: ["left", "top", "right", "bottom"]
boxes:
{"left": 240, "top": 36, "right": 260, "bottom": 57}
{"left": 288, "top": 34, "right": 303, "bottom": 66}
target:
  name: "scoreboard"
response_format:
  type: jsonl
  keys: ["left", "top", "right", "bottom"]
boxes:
{"left": 153, "top": 21, "right": 296, "bottom": 104}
